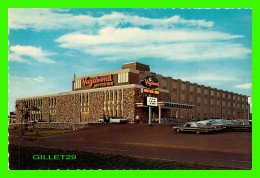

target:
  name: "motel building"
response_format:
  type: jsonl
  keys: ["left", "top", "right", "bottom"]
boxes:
{"left": 15, "top": 62, "right": 251, "bottom": 124}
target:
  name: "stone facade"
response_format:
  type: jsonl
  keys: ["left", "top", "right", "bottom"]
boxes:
{"left": 15, "top": 86, "right": 145, "bottom": 124}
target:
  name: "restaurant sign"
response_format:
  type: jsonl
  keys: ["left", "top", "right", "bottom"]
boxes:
{"left": 141, "top": 76, "right": 160, "bottom": 89}
{"left": 81, "top": 74, "right": 114, "bottom": 88}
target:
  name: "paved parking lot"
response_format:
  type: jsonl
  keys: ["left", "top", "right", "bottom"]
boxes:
{"left": 9, "top": 124, "right": 252, "bottom": 169}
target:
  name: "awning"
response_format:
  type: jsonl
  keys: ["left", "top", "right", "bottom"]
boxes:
{"left": 136, "top": 101, "right": 194, "bottom": 110}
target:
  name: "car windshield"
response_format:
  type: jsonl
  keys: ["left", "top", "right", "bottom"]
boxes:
{"left": 196, "top": 123, "right": 204, "bottom": 127}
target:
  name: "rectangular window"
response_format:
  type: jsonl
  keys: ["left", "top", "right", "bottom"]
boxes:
{"left": 181, "top": 83, "right": 185, "bottom": 90}
{"left": 126, "top": 73, "right": 128, "bottom": 82}
{"left": 118, "top": 74, "right": 121, "bottom": 83}
{"left": 118, "top": 73, "right": 129, "bottom": 83}
{"left": 172, "top": 81, "right": 177, "bottom": 88}
{"left": 190, "top": 85, "right": 194, "bottom": 92}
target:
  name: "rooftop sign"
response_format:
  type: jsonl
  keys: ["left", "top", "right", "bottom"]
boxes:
{"left": 81, "top": 74, "right": 114, "bottom": 88}
{"left": 141, "top": 76, "right": 160, "bottom": 89}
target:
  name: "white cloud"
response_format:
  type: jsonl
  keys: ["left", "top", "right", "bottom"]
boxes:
{"left": 234, "top": 83, "right": 252, "bottom": 89}
{"left": 56, "top": 26, "right": 243, "bottom": 46}
{"left": 9, "top": 45, "right": 56, "bottom": 64}
{"left": 24, "top": 76, "right": 45, "bottom": 82}
{"left": 55, "top": 26, "right": 251, "bottom": 61}
{"left": 9, "top": 9, "right": 214, "bottom": 31}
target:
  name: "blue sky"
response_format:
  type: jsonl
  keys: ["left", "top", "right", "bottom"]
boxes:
{"left": 8, "top": 8, "right": 252, "bottom": 112}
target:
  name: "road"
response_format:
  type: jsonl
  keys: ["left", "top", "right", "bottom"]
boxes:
{"left": 9, "top": 124, "right": 252, "bottom": 169}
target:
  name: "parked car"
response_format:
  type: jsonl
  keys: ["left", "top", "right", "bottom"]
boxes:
{"left": 109, "top": 117, "right": 128, "bottom": 124}
{"left": 223, "top": 120, "right": 252, "bottom": 132}
{"left": 196, "top": 120, "right": 224, "bottom": 131}
{"left": 98, "top": 118, "right": 105, "bottom": 123}
{"left": 173, "top": 122, "right": 214, "bottom": 134}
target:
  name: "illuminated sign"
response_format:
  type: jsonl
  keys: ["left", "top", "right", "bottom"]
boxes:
{"left": 147, "top": 97, "right": 158, "bottom": 106}
{"left": 143, "top": 88, "right": 160, "bottom": 95}
{"left": 81, "top": 74, "right": 114, "bottom": 88}
{"left": 141, "top": 76, "right": 159, "bottom": 89}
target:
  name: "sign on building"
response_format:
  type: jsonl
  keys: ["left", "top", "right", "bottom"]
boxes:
{"left": 147, "top": 97, "right": 158, "bottom": 106}
{"left": 143, "top": 88, "right": 160, "bottom": 95}
{"left": 141, "top": 76, "right": 160, "bottom": 89}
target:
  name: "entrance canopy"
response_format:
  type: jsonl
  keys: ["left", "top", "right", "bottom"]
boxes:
{"left": 136, "top": 101, "right": 194, "bottom": 110}
{"left": 162, "top": 102, "right": 194, "bottom": 110}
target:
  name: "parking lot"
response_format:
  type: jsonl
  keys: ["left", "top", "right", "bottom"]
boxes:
{"left": 9, "top": 124, "right": 252, "bottom": 169}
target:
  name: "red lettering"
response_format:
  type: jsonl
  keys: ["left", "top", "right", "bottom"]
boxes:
{"left": 81, "top": 74, "right": 114, "bottom": 88}
{"left": 144, "top": 79, "right": 160, "bottom": 87}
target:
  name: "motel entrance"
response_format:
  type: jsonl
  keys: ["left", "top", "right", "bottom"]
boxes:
{"left": 135, "top": 102, "right": 194, "bottom": 124}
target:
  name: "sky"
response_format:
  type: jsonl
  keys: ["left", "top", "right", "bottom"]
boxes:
{"left": 8, "top": 8, "right": 252, "bottom": 113}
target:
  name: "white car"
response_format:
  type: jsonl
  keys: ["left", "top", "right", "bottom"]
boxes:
{"left": 109, "top": 117, "right": 128, "bottom": 124}
{"left": 196, "top": 120, "right": 224, "bottom": 131}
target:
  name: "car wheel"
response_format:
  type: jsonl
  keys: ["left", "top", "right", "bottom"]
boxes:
{"left": 176, "top": 129, "right": 180, "bottom": 133}
{"left": 196, "top": 130, "right": 200, "bottom": 134}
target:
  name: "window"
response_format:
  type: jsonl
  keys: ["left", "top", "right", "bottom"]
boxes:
{"left": 190, "top": 85, "right": 194, "bottom": 92}
{"left": 173, "top": 81, "right": 177, "bottom": 88}
{"left": 181, "top": 83, "right": 185, "bottom": 90}
{"left": 118, "top": 73, "right": 129, "bottom": 83}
